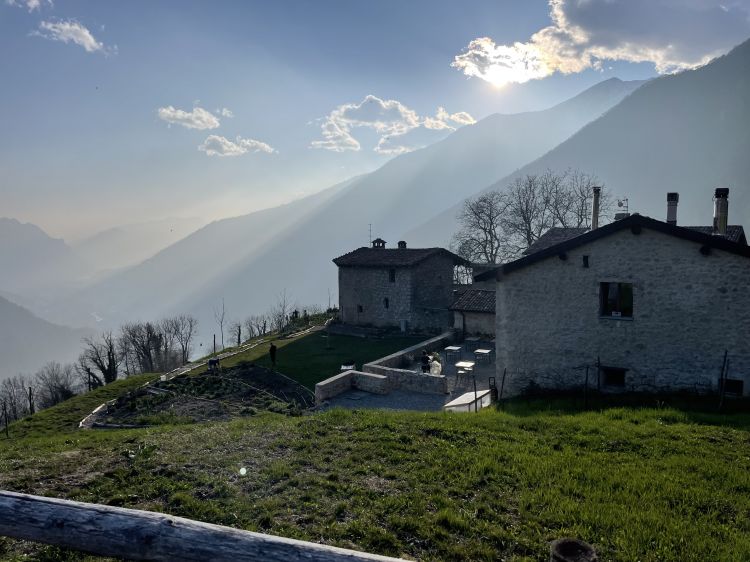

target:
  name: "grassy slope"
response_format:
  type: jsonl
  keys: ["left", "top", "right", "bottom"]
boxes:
{"left": 1, "top": 402, "right": 749, "bottom": 561}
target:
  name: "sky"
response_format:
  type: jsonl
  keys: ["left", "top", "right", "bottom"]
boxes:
{"left": 2, "top": 0, "right": 749, "bottom": 239}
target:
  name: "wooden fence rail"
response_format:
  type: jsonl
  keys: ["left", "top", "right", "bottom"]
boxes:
{"left": 0, "top": 490, "right": 406, "bottom": 562}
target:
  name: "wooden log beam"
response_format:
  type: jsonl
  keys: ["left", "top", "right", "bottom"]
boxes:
{"left": 0, "top": 490, "right": 406, "bottom": 562}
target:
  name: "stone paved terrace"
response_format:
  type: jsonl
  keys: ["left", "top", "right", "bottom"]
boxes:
{"left": 322, "top": 339, "right": 498, "bottom": 411}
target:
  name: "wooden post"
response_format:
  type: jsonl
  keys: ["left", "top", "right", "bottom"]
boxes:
{"left": 28, "top": 387, "right": 34, "bottom": 415}
{"left": 596, "top": 356, "right": 601, "bottom": 393}
{"left": 473, "top": 373, "right": 478, "bottom": 413}
{"left": 2, "top": 401, "right": 8, "bottom": 438}
{"left": 499, "top": 368, "right": 507, "bottom": 402}
{"left": 584, "top": 366, "right": 589, "bottom": 410}
{"left": 213, "top": 334, "right": 216, "bottom": 355}
{"left": 0, "top": 490, "right": 406, "bottom": 562}
{"left": 718, "top": 350, "right": 728, "bottom": 411}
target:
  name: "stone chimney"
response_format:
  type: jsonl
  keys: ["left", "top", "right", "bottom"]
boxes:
{"left": 397, "top": 241, "right": 407, "bottom": 249}
{"left": 666, "top": 192, "right": 679, "bottom": 226}
{"left": 713, "top": 188, "right": 729, "bottom": 236}
{"left": 591, "top": 186, "right": 601, "bottom": 230}
{"left": 372, "top": 238, "right": 386, "bottom": 249}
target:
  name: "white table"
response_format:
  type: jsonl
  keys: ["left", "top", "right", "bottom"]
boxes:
{"left": 455, "top": 360, "right": 475, "bottom": 372}
{"left": 443, "top": 390, "right": 491, "bottom": 413}
{"left": 474, "top": 349, "right": 492, "bottom": 363}
{"left": 444, "top": 345, "right": 462, "bottom": 361}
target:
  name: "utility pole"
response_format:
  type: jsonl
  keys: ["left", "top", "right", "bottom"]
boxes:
{"left": 2, "top": 401, "right": 8, "bottom": 438}
{"left": 28, "top": 387, "right": 34, "bottom": 415}
{"left": 213, "top": 334, "right": 216, "bottom": 355}
{"left": 368, "top": 223, "right": 372, "bottom": 244}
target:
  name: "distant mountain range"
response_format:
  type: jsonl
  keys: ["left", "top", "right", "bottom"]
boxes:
{"left": 72, "top": 217, "right": 205, "bottom": 276}
{"left": 0, "top": 295, "right": 89, "bottom": 381}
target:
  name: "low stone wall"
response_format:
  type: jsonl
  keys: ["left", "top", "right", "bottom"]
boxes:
{"left": 315, "top": 331, "right": 456, "bottom": 404}
{"left": 363, "top": 364, "right": 447, "bottom": 394}
{"left": 365, "top": 331, "right": 456, "bottom": 369}
{"left": 353, "top": 372, "right": 390, "bottom": 394}
{"left": 315, "top": 371, "right": 355, "bottom": 403}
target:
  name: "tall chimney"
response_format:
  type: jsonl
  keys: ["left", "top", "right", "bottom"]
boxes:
{"left": 591, "top": 186, "right": 601, "bottom": 230}
{"left": 397, "top": 241, "right": 407, "bottom": 249}
{"left": 666, "top": 192, "right": 679, "bottom": 226}
{"left": 713, "top": 188, "right": 729, "bottom": 236}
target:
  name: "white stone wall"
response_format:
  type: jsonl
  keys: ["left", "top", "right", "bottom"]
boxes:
{"left": 495, "top": 227, "right": 750, "bottom": 397}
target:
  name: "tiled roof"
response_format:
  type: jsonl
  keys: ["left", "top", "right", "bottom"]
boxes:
{"left": 683, "top": 225, "right": 746, "bottom": 245}
{"left": 333, "top": 247, "right": 469, "bottom": 267}
{"left": 475, "top": 214, "right": 750, "bottom": 282}
{"left": 450, "top": 289, "right": 496, "bottom": 313}
{"left": 524, "top": 227, "right": 589, "bottom": 255}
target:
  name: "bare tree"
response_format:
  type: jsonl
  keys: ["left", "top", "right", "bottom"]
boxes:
{"left": 174, "top": 314, "right": 198, "bottom": 365}
{"left": 269, "top": 290, "right": 290, "bottom": 333}
{"left": 243, "top": 316, "right": 257, "bottom": 341}
{"left": 78, "top": 331, "right": 120, "bottom": 389}
{"left": 452, "top": 169, "right": 609, "bottom": 263}
{"left": 451, "top": 190, "right": 508, "bottom": 264}
{"left": 0, "top": 375, "right": 33, "bottom": 421}
{"left": 228, "top": 320, "right": 242, "bottom": 347}
{"left": 119, "top": 322, "right": 161, "bottom": 374}
{"left": 35, "top": 362, "right": 77, "bottom": 409}
{"left": 214, "top": 298, "right": 226, "bottom": 350}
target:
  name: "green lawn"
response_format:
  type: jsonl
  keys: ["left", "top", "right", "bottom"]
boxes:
{"left": 192, "top": 330, "right": 422, "bottom": 389}
{"left": 1, "top": 400, "right": 749, "bottom": 561}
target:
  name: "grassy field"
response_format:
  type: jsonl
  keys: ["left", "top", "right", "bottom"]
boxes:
{"left": 192, "top": 330, "right": 422, "bottom": 389}
{"left": 1, "top": 396, "right": 749, "bottom": 561}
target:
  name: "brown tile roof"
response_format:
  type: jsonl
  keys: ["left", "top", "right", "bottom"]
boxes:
{"left": 524, "top": 227, "right": 589, "bottom": 255}
{"left": 450, "top": 289, "right": 496, "bottom": 313}
{"left": 333, "top": 247, "right": 469, "bottom": 267}
{"left": 683, "top": 225, "right": 746, "bottom": 244}
{"left": 475, "top": 214, "right": 750, "bottom": 281}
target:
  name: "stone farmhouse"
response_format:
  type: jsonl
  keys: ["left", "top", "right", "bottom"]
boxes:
{"left": 476, "top": 189, "right": 750, "bottom": 398}
{"left": 450, "top": 288, "right": 495, "bottom": 338}
{"left": 333, "top": 239, "right": 470, "bottom": 331}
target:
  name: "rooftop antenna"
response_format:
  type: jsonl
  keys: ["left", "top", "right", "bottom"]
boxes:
{"left": 617, "top": 198, "right": 629, "bottom": 213}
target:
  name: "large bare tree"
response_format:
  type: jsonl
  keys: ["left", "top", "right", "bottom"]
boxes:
{"left": 77, "top": 331, "right": 120, "bottom": 389}
{"left": 214, "top": 298, "right": 226, "bottom": 350}
{"left": 35, "top": 362, "right": 77, "bottom": 409}
{"left": 174, "top": 314, "right": 198, "bottom": 365}
{"left": 452, "top": 169, "right": 608, "bottom": 263}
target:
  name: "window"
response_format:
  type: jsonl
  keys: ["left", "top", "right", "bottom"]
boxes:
{"left": 357, "top": 304, "right": 363, "bottom": 313}
{"left": 602, "top": 367, "right": 626, "bottom": 387}
{"left": 383, "top": 297, "right": 389, "bottom": 309}
{"left": 600, "top": 282, "right": 633, "bottom": 318}
{"left": 389, "top": 268, "right": 396, "bottom": 283}
{"left": 720, "top": 378, "right": 744, "bottom": 396}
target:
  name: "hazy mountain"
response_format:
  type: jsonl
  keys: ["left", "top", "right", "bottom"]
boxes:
{"left": 0, "top": 295, "right": 89, "bottom": 382}
{"left": 72, "top": 217, "right": 205, "bottom": 276}
{"left": 47, "top": 178, "right": 356, "bottom": 328}
{"left": 43, "top": 78, "right": 641, "bottom": 335}
{"left": 0, "top": 218, "right": 89, "bottom": 303}
{"left": 408, "top": 38, "right": 750, "bottom": 245}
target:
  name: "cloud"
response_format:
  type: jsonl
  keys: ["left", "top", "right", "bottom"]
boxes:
{"left": 6, "top": 0, "right": 51, "bottom": 11}
{"left": 158, "top": 106, "right": 221, "bottom": 130}
{"left": 312, "top": 96, "right": 475, "bottom": 154}
{"left": 453, "top": 0, "right": 750, "bottom": 86}
{"left": 219, "top": 108, "right": 234, "bottom": 118}
{"left": 34, "top": 19, "right": 114, "bottom": 54}
{"left": 198, "top": 135, "right": 276, "bottom": 157}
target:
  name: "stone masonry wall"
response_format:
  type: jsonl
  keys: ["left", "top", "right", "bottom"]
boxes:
{"left": 338, "top": 266, "right": 413, "bottom": 328}
{"left": 496, "top": 227, "right": 750, "bottom": 397}
{"left": 410, "top": 255, "right": 456, "bottom": 330}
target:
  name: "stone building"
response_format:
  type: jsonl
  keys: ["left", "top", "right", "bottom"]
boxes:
{"left": 476, "top": 190, "right": 750, "bottom": 397}
{"left": 333, "top": 239, "right": 468, "bottom": 331}
{"left": 450, "top": 289, "right": 496, "bottom": 337}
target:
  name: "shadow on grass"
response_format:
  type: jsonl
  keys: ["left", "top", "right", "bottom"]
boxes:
{"left": 498, "top": 391, "right": 750, "bottom": 430}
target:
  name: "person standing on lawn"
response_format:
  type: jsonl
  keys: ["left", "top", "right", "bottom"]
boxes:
{"left": 270, "top": 342, "right": 277, "bottom": 369}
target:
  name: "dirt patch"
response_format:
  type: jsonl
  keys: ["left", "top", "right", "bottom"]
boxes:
{"left": 102, "top": 362, "right": 314, "bottom": 426}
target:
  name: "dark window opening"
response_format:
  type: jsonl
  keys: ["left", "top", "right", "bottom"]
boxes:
{"left": 721, "top": 378, "right": 744, "bottom": 395}
{"left": 583, "top": 255, "right": 589, "bottom": 268}
{"left": 389, "top": 269, "right": 396, "bottom": 283}
{"left": 600, "top": 282, "right": 633, "bottom": 318}
{"left": 357, "top": 305, "right": 363, "bottom": 313}
{"left": 602, "top": 367, "right": 626, "bottom": 387}
{"left": 383, "top": 298, "right": 389, "bottom": 309}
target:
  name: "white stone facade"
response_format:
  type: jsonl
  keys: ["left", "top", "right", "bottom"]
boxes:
{"left": 495, "top": 227, "right": 750, "bottom": 397}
